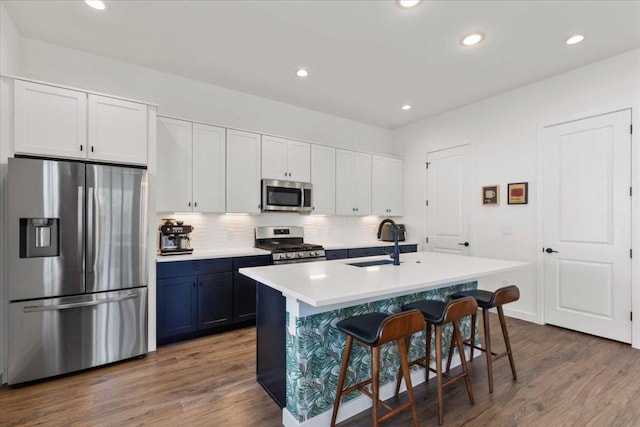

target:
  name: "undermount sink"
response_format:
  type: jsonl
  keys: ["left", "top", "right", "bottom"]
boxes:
{"left": 348, "top": 259, "right": 397, "bottom": 267}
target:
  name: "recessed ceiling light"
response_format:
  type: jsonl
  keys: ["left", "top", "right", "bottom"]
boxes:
{"left": 85, "top": 0, "right": 106, "bottom": 10}
{"left": 461, "top": 33, "right": 484, "bottom": 46}
{"left": 398, "top": 0, "right": 421, "bottom": 8}
{"left": 296, "top": 68, "right": 309, "bottom": 78}
{"left": 401, "top": 104, "right": 412, "bottom": 111}
{"left": 566, "top": 34, "right": 585, "bottom": 45}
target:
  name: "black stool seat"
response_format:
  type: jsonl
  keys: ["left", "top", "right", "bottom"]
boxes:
{"left": 402, "top": 300, "right": 447, "bottom": 324}
{"left": 336, "top": 312, "right": 389, "bottom": 345}
{"left": 450, "top": 289, "right": 496, "bottom": 308}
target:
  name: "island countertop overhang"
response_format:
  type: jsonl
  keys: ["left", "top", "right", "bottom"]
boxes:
{"left": 239, "top": 251, "right": 527, "bottom": 308}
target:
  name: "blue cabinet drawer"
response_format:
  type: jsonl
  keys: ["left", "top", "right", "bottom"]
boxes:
{"left": 157, "top": 258, "right": 232, "bottom": 279}
{"left": 384, "top": 244, "right": 418, "bottom": 254}
{"left": 325, "top": 249, "right": 348, "bottom": 260}
{"left": 348, "top": 247, "right": 386, "bottom": 258}
{"left": 233, "top": 255, "right": 272, "bottom": 270}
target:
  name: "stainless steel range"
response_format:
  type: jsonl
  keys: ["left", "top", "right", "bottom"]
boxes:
{"left": 255, "top": 226, "right": 325, "bottom": 264}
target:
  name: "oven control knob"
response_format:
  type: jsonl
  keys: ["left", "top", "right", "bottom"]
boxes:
{"left": 310, "top": 251, "right": 317, "bottom": 256}
{"left": 286, "top": 253, "right": 293, "bottom": 259}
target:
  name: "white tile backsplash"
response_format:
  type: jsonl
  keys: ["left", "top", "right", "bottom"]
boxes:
{"left": 156, "top": 213, "right": 395, "bottom": 250}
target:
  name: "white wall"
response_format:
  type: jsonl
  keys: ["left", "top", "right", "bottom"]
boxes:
{"left": 18, "top": 38, "right": 393, "bottom": 156}
{"left": 0, "top": 2, "right": 21, "bottom": 76}
{"left": 394, "top": 48, "right": 640, "bottom": 347}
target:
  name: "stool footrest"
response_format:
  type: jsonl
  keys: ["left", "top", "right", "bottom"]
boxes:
{"left": 379, "top": 402, "right": 413, "bottom": 423}
{"left": 342, "top": 378, "right": 373, "bottom": 396}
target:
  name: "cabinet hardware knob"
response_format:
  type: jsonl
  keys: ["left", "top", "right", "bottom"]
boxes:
{"left": 80, "top": 145, "right": 83, "bottom": 152}
{"left": 188, "top": 202, "right": 191, "bottom": 207}
{"left": 194, "top": 202, "right": 198, "bottom": 207}
{"left": 192, "top": 283, "right": 196, "bottom": 288}
{"left": 91, "top": 146, "right": 94, "bottom": 153}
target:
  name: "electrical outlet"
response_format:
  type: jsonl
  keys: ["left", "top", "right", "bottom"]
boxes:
{"left": 503, "top": 226, "right": 512, "bottom": 236}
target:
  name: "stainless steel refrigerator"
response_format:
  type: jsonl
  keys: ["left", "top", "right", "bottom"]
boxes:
{"left": 7, "top": 157, "right": 148, "bottom": 385}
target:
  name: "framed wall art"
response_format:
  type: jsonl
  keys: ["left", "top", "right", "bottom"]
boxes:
{"left": 482, "top": 185, "right": 499, "bottom": 205}
{"left": 508, "top": 182, "right": 528, "bottom": 204}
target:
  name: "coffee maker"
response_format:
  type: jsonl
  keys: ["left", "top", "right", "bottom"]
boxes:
{"left": 158, "top": 219, "right": 194, "bottom": 255}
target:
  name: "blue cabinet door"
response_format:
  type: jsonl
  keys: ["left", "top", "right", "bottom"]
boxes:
{"left": 157, "top": 276, "right": 198, "bottom": 338}
{"left": 233, "top": 255, "right": 272, "bottom": 322}
{"left": 198, "top": 272, "right": 233, "bottom": 330}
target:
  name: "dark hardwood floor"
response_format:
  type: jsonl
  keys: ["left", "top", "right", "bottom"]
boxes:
{"left": 1, "top": 315, "right": 639, "bottom": 426}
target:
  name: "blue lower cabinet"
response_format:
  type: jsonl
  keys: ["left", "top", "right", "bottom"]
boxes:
{"left": 198, "top": 272, "right": 233, "bottom": 330}
{"left": 157, "top": 255, "right": 271, "bottom": 344}
{"left": 348, "top": 247, "right": 386, "bottom": 258}
{"left": 157, "top": 275, "right": 198, "bottom": 338}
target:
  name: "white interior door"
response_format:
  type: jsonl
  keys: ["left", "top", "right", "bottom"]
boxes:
{"left": 543, "top": 110, "right": 632, "bottom": 343}
{"left": 426, "top": 145, "right": 471, "bottom": 255}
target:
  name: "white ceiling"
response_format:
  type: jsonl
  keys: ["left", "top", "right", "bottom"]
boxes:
{"left": 4, "top": 0, "right": 640, "bottom": 129}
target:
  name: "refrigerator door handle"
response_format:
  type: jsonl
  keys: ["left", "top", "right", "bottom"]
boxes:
{"left": 87, "top": 186, "right": 94, "bottom": 274}
{"left": 78, "top": 186, "right": 84, "bottom": 273}
{"left": 23, "top": 292, "right": 138, "bottom": 313}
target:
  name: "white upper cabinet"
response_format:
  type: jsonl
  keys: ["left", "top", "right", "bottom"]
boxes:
{"left": 261, "top": 135, "right": 310, "bottom": 182}
{"left": 14, "top": 80, "right": 87, "bottom": 160}
{"left": 310, "top": 145, "right": 336, "bottom": 215}
{"left": 192, "top": 123, "right": 226, "bottom": 213}
{"left": 156, "top": 117, "right": 226, "bottom": 213}
{"left": 13, "top": 80, "right": 149, "bottom": 165}
{"left": 88, "top": 94, "right": 148, "bottom": 165}
{"left": 371, "top": 155, "right": 403, "bottom": 216}
{"left": 227, "top": 129, "right": 261, "bottom": 213}
{"left": 335, "top": 149, "right": 371, "bottom": 216}
{"left": 157, "top": 117, "right": 192, "bottom": 212}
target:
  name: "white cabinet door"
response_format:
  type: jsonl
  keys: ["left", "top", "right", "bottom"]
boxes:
{"left": 261, "top": 135, "right": 287, "bottom": 180}
{"left": 311, "top": 144, "right": 335, "bottom": 214}
{"left": 335, "top": 149, "right": 355, "bottom": 215}
{"left": 371, "top": 155, "right": 388, "bottom": 216}
{"left": 352, "top": 152, "right": 371, "bottom": 215}
{"left": 287, "top": 140, "right": 311, "bottom": 182}
{"left": 88, "top": 95, "right": 148, "bottom": 165}
{"left": 193, "top": 123, "right": 226, "bottom": 213}
{"left": 157, "top": 117, "right": 192, "bottom": 212}
{"left": 387, "top": 158, "right": 403, "bottom": 216}
{"left": 227, "top": 129, "right": 261, "bottom": 213}
{"left": 14, "top": 80, "right": 87, "bottom": 160}
{"left": 372, "top": 155, "right": 403, "bottom": 216}
{"left": 261, "top": 136, "right": 310, "bottom": 182}
{"left": 335, "top": 149, "right": 370, "bottom": 216}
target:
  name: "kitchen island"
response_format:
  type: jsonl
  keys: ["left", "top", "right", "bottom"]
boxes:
{"left": 239, "top": 251, "right": 526, "bottom": 427}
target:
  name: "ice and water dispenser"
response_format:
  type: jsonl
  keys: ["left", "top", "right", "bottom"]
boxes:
{"left": 19, "top": 218, "right": 60, "bottom": 258}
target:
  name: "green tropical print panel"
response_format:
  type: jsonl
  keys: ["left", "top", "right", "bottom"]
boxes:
{"left": 285, "top": 281, "right": 477, "bottom": 422}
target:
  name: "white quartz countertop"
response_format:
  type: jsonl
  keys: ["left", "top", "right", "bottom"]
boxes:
{"left": 239, "top": 251, "right": 527, "bottom": 308}
{"left": 156, "top": 248, "right": 270, "bottom": 262}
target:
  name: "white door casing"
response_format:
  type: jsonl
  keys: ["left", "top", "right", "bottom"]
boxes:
{"left": 542, "top": 109, "right": 632, "bottom": 343}
{"left": 426, "top": 145, "right": 471, "bottom": 255}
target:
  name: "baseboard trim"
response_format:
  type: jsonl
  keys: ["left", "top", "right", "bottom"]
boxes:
{"left": 503, "top": 307, "right": 540, "bottom": 324}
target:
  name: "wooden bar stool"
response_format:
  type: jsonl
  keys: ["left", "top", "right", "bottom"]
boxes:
{"left": 447, "top": 285, "right": 520, "bottom": 393}
{"left": 330, "top": 310, "right": 425, "bottom": 427}
{"left": 394, "top": 297, "right": 478, "bottom": 425}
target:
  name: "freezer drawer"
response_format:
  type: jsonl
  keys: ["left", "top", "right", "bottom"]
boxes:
{"left": 8, "top": 288, "right": 148, "bottom": 385}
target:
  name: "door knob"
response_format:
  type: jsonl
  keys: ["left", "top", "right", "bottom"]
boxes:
{"left": 458, "top": 242, "right": 470, "bottom": 247}
{"left": 545, "top": 248, "right": 558, "bottom": 254}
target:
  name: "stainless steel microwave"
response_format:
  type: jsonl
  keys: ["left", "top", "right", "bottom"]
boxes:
{"left": 261, "top": 179, "right": 312, "bottom": 213}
